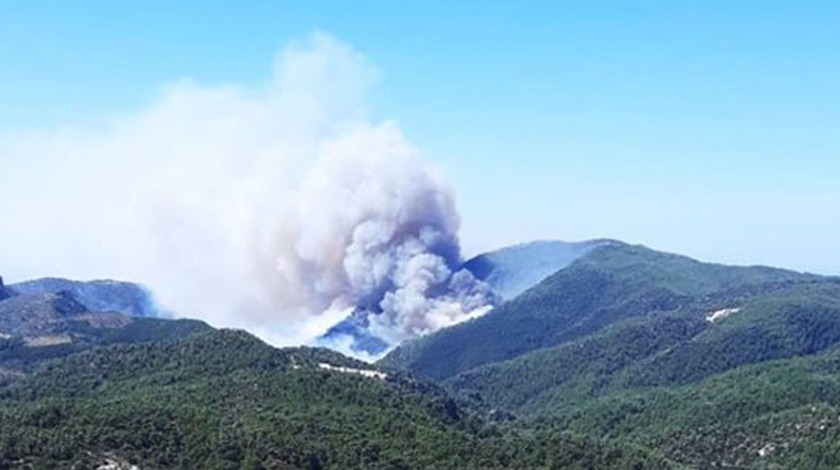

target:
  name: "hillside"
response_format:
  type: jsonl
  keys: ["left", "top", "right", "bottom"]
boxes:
{"left": 0, "top": 288, "right": 210, "bottom": 376}
{"left": 0, "top": 328, "right": 667, "bottom": 469}
{"left": 378, "top": 242, "right": 840, "bottom": 467}
{"left": 0, "top": 270, "right": 669, "bottom": 468}
{"left": 463, "top": 239, "right": 613, "bottom": 300}
{"left": 446, "top": 280, "right": 840, "bottom": 410}
{"left": 315, "top": 239, "right": 611, "bottom": 359}
{"left": 523, "top": 346, "right": 840, "bottom": 468}
{"left": 10, "top": 277, "right": 167, "bottom": 318}
{"left": 381, "top": 242, "right": 822, "bottom": 380}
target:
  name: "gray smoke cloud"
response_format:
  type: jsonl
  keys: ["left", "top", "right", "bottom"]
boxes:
{"left": 269, "top": 123, "right": 495, "bottom": 352}
{"left": 0, "top": 33, "right": 493, "bottom": 355}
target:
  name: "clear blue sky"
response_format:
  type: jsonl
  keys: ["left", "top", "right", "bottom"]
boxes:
{"left": 2, "top": 1, "right": 839, "bottom": 274}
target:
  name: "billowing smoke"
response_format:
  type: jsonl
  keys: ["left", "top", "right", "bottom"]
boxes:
{"left": 267, "top": 123, "right": 494, "bottom": 350}
{"left": 0, "top": 33, "right": 493, "bottom": 357}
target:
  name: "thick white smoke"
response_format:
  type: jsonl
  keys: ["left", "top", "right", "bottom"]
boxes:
{"left": 0, "top": 33, "right": 493, "bottom": 355}
{"left": 267, "top": 123, "right": 494, "bottom": 348}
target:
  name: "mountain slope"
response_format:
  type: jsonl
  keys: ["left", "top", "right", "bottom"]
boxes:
{"left": 445, "top": 280, "right": 840, "bottom": 411}
{"left": 0, "top": 291, "right": 90, "bottom": 335}
{"left": 10, "top": 277, "right": 167, "bottom": 318}
{"left": 379, "top": 242, "right": 840, "bottom": 468}
{"left": 0, "top": 289, "right": 211, "bottom": 376}
{"left": 381, "top": 243, "right": 822, "bottom": 381}
{"left": 0, "top": 329, "right": 668, "bottom": 469}
{"left": 529, "top": 346, "right": 840, "bottom": 468}
{"left": 316, "top": 239, "right": 610, "bottom": 359}
{"left": 463, "top": 239, "right": 614, "bottom": 300}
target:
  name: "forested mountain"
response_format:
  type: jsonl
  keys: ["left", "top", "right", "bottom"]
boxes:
{"left": 0, "top": 328, "right": 665, "bottom": 469}
{"left": 0, "top": 288, "right": 210, "bottom": 380}
{"left": 0, "top": 273, "right": 665, "bottom": 468}
{"left": 381, "top": 242, "right": 825, "bottom": 380}
{"left": 4, "top": 240, "right": 840, "bottom": 468}
{"left": 10, "top": 277, "right": 166, "bottom": 318}
{"left": 380, "top": 242, "right": 840, "bottom": 468}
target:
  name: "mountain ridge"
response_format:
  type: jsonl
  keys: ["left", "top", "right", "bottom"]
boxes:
{"left": 0, "top": 286, "right": 211, "bottom": 378}
{"left": 462, "top": 238, "right": 618, "bottom": 300}
{"left": 10, "top": 277, "right": 168, "bottom": 318}
{"left": 380, "top": 242, "right": 829, "bottom": 379}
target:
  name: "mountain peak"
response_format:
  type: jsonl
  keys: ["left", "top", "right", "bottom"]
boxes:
{"left": 463, "top": 239, "right": 620, "bottom": 300}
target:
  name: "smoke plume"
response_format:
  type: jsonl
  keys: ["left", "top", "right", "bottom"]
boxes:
{"left": 0, "top": 33, "right": 493, "bottom": 356}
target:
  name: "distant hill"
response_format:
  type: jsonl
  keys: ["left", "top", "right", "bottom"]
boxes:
{"left": 463, "top": 239, "right": 615, "bottom": 300}
{"left": 0, "top": 290, "right": 89, "bottom": 335}
{"left": 381, "top": 243, "right": 824, "bottom": 381}
{"left": 0, "top": 288, "right": 210, "bottom": 376}
{"left": 10, "top": 277, "right": 167, "bottom": 318}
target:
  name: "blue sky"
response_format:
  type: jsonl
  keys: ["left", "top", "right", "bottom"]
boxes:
{"left": 2, "top": 1, "right": 839, "bottom": 274}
